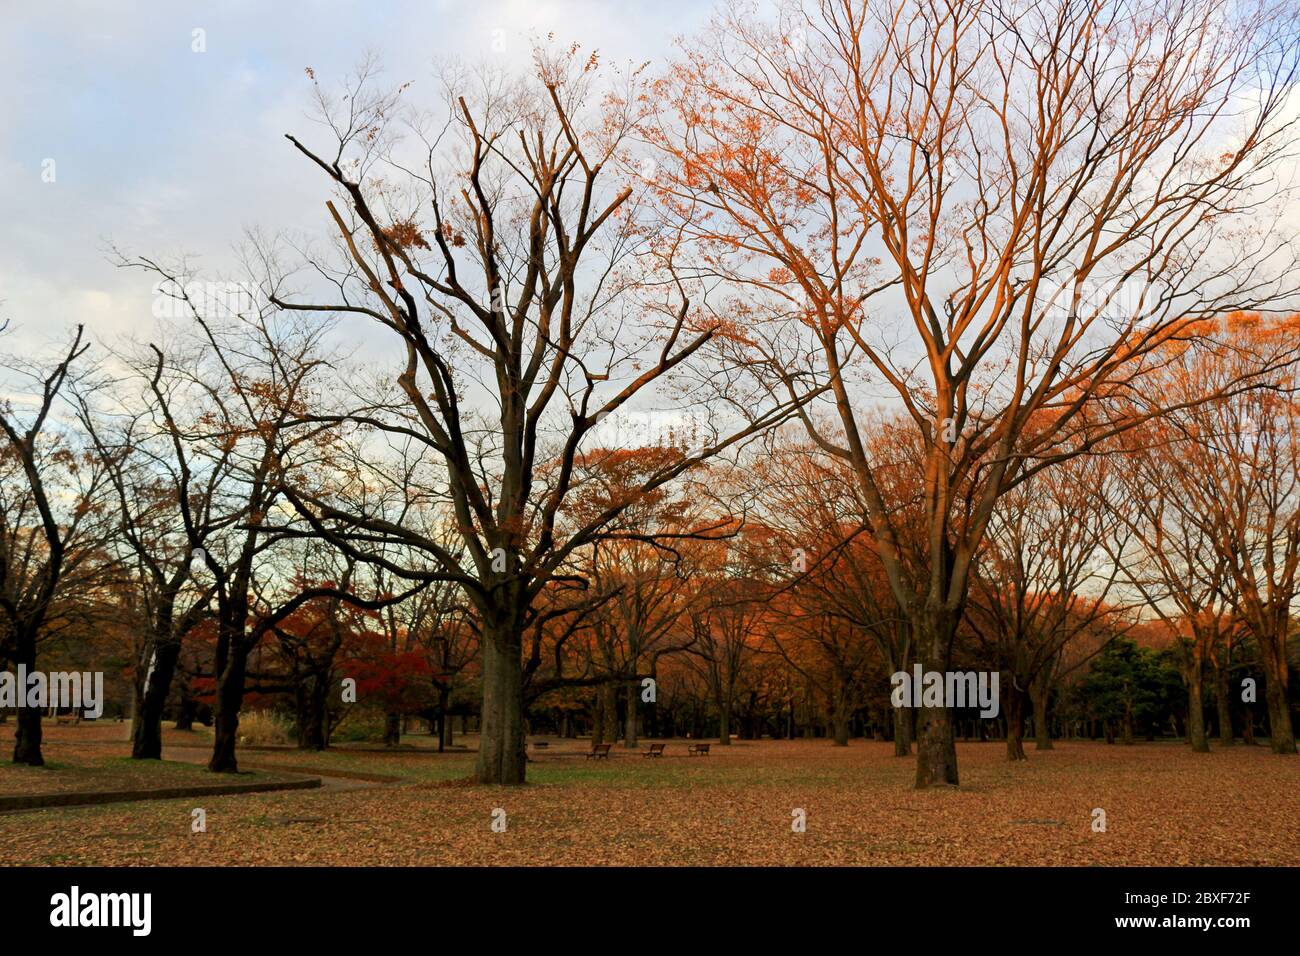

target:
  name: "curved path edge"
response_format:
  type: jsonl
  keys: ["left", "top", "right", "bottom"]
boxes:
{"left": 0, "top": 775, "right": 321, "bottom": 813}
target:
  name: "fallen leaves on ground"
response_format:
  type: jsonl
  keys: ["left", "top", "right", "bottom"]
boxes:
{"left": 1, "top": 731, "right": 1296, "bottom": 866}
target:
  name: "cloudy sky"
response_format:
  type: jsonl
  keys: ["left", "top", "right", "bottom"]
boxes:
{"left": 1, "top": 0, "right": 713, "bottom": 355}
{"left": 7, "top": 0, "right": 1299, "bottom": 367}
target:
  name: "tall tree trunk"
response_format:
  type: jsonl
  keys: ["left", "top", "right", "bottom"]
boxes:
{"left": 297, "top": 673, "right": 329, "bottom": 751}
{"left": 914, "top": 702, "right": 957, "bottom": 784}
{"left": 831, "top": 711, "right": 850, "bottom": 746}
{"left": 1186, "top": 670, "right": 1210, "bottom": 753}
{"left": 591, "top": 687, "right": 606, "bottom": 747}
{"left": 914, "top": 610, "right": 958, "bottom": 787}
{"left": 383, "top": 712, "right": 401, "bottom": 747}
{"left": 13, "top": 705, "right": 42, "bottom": 766}
{"left": 645, "top": 678, "right": 658, "bottom": 739}
{"left": 717, "top": 697, "right": 731, "bottom": 745}
{"left": 1215, "top": 663, "right": 1234, "bottom": 746}
{"left": 437, "top": 686, "right": 450, "bottom": 753}
{"left": 1030, "top": 671, "right": 1054, "bottom": 750}
{"left": 474, "top": 628, "right": 525, "bottom": 785}
{"left": 602, "top": 681, "right": 618, "bottom": 745}
{"left": 831, "top": 685, "right": 851, "bottom": 747}
{"left": 208, "top": 644, "right": 247, "bottom": 773}
{"left": 132, "top": 638, "right": 181, "bottom": 759}
{"left": 11, "top": 631, "right": 43, "bottom": 766}
{"left": 891, "top": 705, "right": 912, "bottom": 755}
{"left": 1004, "top": 679, "right": 1027, "bottom": 761}
{"left": 623, "top": 678, "right": 639, "bottom": 748}
{"left": 1261, "top": 644, "right": 1296, "bottom": 754}
{"left": 174, "top": 672, "right": 197, "bottom": 731}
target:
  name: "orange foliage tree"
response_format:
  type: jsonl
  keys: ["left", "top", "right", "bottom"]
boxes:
{"left": 643, "top": 0, "right": 1300, "bottom": 785}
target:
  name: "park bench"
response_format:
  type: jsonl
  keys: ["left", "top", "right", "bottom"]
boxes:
{"left": 644, "top": 743, "right": 666, "bottom": 757}
{"left": 532, "top": 741, "right": 549, "bottom": 749}
{"left": 688, "top": 743, "right": 711, "bottom": 756}
{"left": 55, "top": 715, "right": 73, "bottom": 725}
{"left": 587, "top": 743, "right": 612, "bottom": 759}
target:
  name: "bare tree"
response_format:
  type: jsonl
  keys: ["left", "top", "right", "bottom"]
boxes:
{"left": 751, "top": 442, "right": 907, "bottom": 748}
{"left": 1112, "top": 314, "right": 1300, "bottom": 753}
{"left": 107, "top": 257, "right": 422, "bottom": 771}
{"left": 969, "top": 454, "right": 1131, "bottom": 758}
{"left": 76, "top": 335, "right": 229, "bottom": 759}
{"left": 648, "top": 0, "right": 1300, "bottom": 785}
{"left": 0, "top": 326, "right": 115, "bottom": 765}
{"left": 273, "top": 50, "right": 807, "bottom": 783}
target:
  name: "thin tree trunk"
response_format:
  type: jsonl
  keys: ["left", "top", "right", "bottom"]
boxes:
{"left": 174, "top": 671, "right": 197, "bottom": 731}
{"left": 1186, "top": 670, "right": 1210, "bottom": 753}
{"left": 645, "top": 672, "right": 658, "bottom": 738}
{"left": 603, "top": 681, "right": 618, "bottom": 745}
{"left": 623, "top": 678, "right": 639, "bottom": 748}
{"left": 591, "top": 688, "right": 606, "bottom": 747}
{"left": 1030, "top": 671, "right": 1054, "bottom": 750}
{"left": 831, "top": 690, "right": 851, "bottom": 747}
{"left": 132, "top": 637, "right": 181, "bottom": 759}
{"left": 208, "top": 645, "right": 246, "bottom": 773}
{"left": 1005, "top": 680, "right": 1027, "bottom": 761}
{"left": 437, "top": 686, "right": 450, "bottom": 753}
{"left": 1215, "top": 663, "right": 1234, "bottom": 746}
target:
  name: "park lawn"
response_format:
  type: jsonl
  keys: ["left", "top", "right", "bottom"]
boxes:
{"left": 0, "top": 753, "right": 293, "bottom": 796}
{"left": 0, "top": 723, "right": 316, "bottom": 800}
{"left": 227, "top": 746, "right": 476, "bottom": 783}
{"left": 0, "top": 736, "right": 1297, "bottom": 866}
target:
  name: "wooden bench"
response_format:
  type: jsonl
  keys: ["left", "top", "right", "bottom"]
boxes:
{"left": 644, "top": 743, "right": 666, "bottom": 757}
{"left": 688, "top": 743, "right": 711, "bottom": 756}
{"left": 532, "top": 741, "right": 549, "bottom": 749}
{"left": 587, "top": 743, "right": 612, "bottom": 759}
